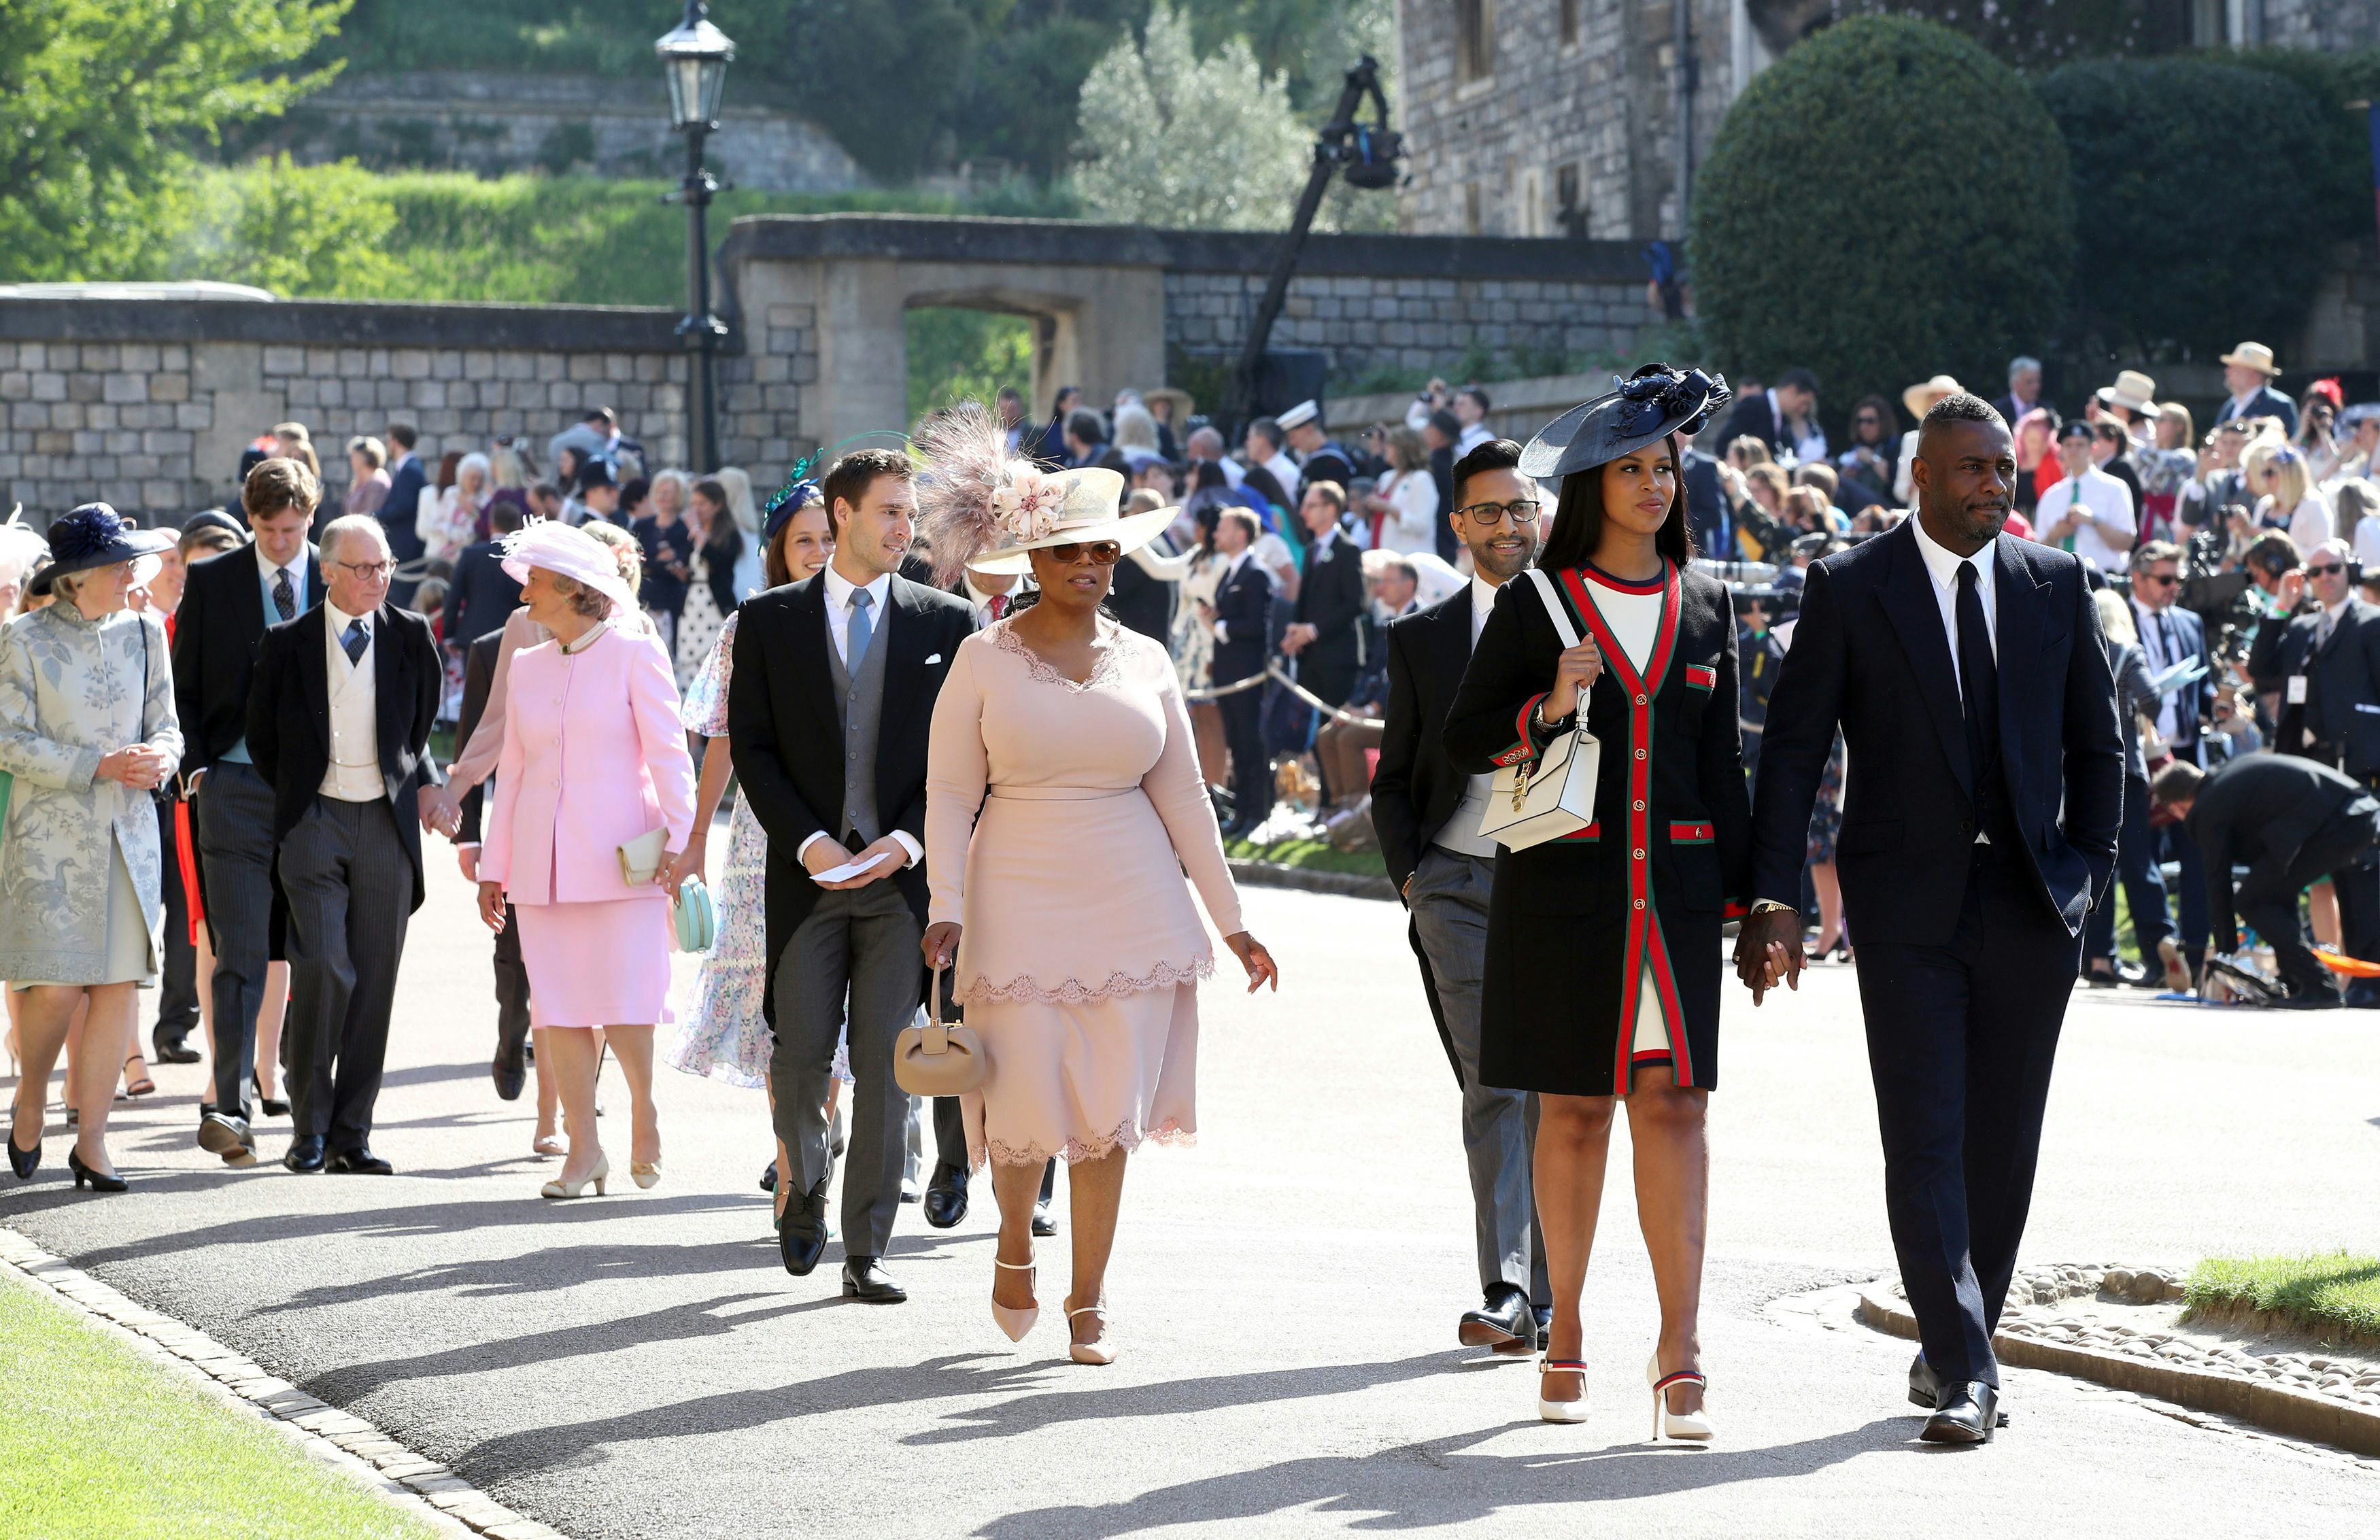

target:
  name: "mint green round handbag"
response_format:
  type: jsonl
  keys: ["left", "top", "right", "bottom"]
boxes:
{"left": 673, "top": 877, "right": 717, "bottom": 954}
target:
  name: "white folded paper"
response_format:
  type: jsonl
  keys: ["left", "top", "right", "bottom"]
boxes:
{"left": 815, "top": 851, "right": 891, "bottom": 884}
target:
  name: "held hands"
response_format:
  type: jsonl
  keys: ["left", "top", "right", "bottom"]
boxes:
{"left": 477, "top": 880, "right": 507, "bottom": 934}
{"left": 1730, "top": 908, "right": 1803, "bottom": 1005}
{"left": 1224, "top": 931, "right": 1280, "bottom": 993}
{"left": 1546, "top": 636, "right": 1603, "bottom": 722}
{"left": 96, "top": 744, "right": 171, "bottom": 792}
{"left": 921, "top": 921, "right": 962, "bottom": 970}
{"left": 418, "top": 785, "right": 462, "bottom": 838}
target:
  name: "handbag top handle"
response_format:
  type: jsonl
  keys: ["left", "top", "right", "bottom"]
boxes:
{"left": 919, "top": 962, "right": 951, "bottom": 1056}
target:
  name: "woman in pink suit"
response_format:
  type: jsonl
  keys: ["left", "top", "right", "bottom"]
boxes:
{"left": 477, "top": 523, "right": 697, "bottom": 1201}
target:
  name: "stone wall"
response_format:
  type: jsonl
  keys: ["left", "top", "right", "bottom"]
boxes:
{"left": 0, "top": 300, "right": 702, "bottom": 524}
{"left": 267, "top": 72, "right": 864, "bottom": 194}
{"left": 2258, "top": 0, "right": 2377, "bottom": 48}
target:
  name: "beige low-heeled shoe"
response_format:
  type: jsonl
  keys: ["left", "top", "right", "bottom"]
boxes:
{"left": 540, "top": 1152, "right": 608, "bottom": 1199}
{"left": 630, "top": 1161, "right": 660, "bottom": 1190}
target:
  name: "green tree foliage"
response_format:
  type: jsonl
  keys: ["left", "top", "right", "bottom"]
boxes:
{"left": 2035, "top": 56, "right": 2339, "bottom": 359}
{"left": 170, "top": 156, "right": 403, "bottom": 297}
{"left": 1843, "top": 0, "right": 2153, "bottom": 71}
{"left": 1689, "top": 17, "right": 2072, "bottom": 430}
{"left": 906, "top": 309, "right": 1033, "bottom": 424}
{"left": 0, "top": 0, "right": 349, "bottom": 280}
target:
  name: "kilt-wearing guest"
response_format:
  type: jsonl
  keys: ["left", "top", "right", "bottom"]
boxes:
{"left": 913, "top": 406, "right": 1279, "bottom": 1364}
{"left": 176, "top": 457, "right": 324, "bottom": 1167}
{"left": 2, "top": 505, "right": 182, "bottom": 1192}
{"left": 478, "top": 523, "right": 697, "bottom": 1200}
{"left": 248, "top": 516, "right": 447, "bottom": 1176}
{"left": 1372, "top": 436, "right": 1553, "bottom": 1354}
{"left": 1444, "top": 367, "right": 1750, "bottom": 1435}
{"left": 729, "top": 448, "right": 976, "bottom": 1301}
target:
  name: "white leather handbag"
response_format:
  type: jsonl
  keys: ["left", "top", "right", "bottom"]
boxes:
{"left": 1477, "top": 569, "right": 1603, "bottom": 850}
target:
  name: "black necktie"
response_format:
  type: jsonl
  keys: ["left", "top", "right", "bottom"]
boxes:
{"left": 1955, "top": 560, "right": 1998, "bottom": 788}
{"left": 343, "top": 619, "right": 369, "bottom": 666}
{"left": 273, "top": 566, "right": 295, "bottom": 622}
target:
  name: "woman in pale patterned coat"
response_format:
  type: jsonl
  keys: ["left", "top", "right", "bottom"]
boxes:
{"left": 0, "top": 505, "right": 182, "bottom": 1193}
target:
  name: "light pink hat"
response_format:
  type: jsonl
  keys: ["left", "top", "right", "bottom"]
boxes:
{"left": 500, "top": 521, "right": 639, "bottom": 616}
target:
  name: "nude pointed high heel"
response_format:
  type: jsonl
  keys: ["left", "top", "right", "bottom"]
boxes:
{"left": 1067, "top": 1303, "right": 1117, "bottom": 1366}
{"left": 540, "top": 1153, "right": 608, "bottom": 1199}
{"left": 1647, "top": 1353, "right": 1713, "bottom": 1443}
{"left": 991, "top": 1256, "right": 1039, "bottom": 1344}
{"left": 630, "top": 1161, "right": 660, "bottom": 1190}
{"left": 1538, "top": 1356, "right": 1590, "bottom": 1424}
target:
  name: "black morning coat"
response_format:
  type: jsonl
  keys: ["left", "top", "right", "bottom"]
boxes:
{"left": 171, "top": 541, "right": 324, "bottom": 779}
{"left": 726, "top": 572, "right": 979, "bottom": 1026}
{"left": 245, "top": 603, "right": 445, "bottom": 914}
{"left": 1444, "top": 562, "right": 1752, "bottom": 1097}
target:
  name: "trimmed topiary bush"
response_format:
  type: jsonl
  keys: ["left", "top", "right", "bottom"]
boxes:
{"left": 1689, "top": 16, "right": 2072, "bottom": 430}
{"left": 2037, "top": 54, "right": 2358, "bottom": 360}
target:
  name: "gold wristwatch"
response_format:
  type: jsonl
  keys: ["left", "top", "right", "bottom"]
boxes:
{"left": 1747, "top": 900, "right": 1797, "bottom": 917}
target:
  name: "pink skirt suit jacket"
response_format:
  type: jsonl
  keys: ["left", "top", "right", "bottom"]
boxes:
{"left": 481, "top": 622, "right": 698, "bottom": 1028}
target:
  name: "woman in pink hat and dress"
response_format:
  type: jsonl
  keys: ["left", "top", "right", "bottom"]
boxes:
{"left": 477, "top": 521, "right": 697, "bottom": 1200}
{"left": 915, "top": 405, "right": 1280, "bottom": 1365}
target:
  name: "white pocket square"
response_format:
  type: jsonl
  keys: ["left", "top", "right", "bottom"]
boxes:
{"left": 924, "top": 653, "right": 943, "bottom": 665}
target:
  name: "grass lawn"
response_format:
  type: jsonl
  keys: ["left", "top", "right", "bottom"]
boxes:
{"left": 2184, "top": 1252, "right": 2380, "bottom": 1347}
{"left": 0, "top": 1278, "right": 442, "bottom": 1540}
{"left": 1225, "top": 835, "right": 1390, "bottom": 883}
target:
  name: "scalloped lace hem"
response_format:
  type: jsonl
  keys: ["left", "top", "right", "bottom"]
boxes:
{"left": 977, "top": 1118, "right": 1197, "bottom": 1168}
{"left": 959, "top": 955, "right": 1213, "bottom": 1005}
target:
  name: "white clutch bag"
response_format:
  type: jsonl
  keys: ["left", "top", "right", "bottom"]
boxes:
{"left": 616, "top": 827, "right": 668, "bottom": 886}
{"left": 1478, "top": 568, "right": 1603, "bottom": 850}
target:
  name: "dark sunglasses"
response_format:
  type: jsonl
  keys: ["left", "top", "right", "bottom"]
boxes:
{"left": 2136, "top": 571, "right": 2179, "bottom": 586}
{"left": 2307, "top": 562, "right": 2346, "bottom": 577}
{"left": 1045, "top": 541, "right": 1123, "bottom": 566}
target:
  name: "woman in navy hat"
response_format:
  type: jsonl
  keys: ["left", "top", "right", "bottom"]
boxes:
{"left": 1, "top": 504, "right": 182, "bottom": 1193}
{"left": 1446, "top": 366, "right": 1754, "bottom": 1436}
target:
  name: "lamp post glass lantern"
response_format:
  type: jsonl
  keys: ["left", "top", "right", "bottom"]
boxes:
{"left": 657, "top": 1, "right": 735, "bottom": 472}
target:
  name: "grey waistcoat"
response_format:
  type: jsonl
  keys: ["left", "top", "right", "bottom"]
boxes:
{"left": 824, "top": 598, "right": 890, "bottom": 845}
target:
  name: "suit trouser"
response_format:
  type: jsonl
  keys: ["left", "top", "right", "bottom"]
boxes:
{"left": 1408, "top": 846, "right": 1550, "bottom": 1306}
{"left": 2166, "top": 824, "right": 2209, "bottom": 968}
{"left": 1219, "top": 674, "right": 1272, "bottom": 829}
{"left": 2084, "top": 775, "right": 2171, "bottom": 967}
{"left": 2238, "top": 809, "right": 2380, "bottom": 996}
{"left": 1852, "top": 849, "right": 2078, "bottom": 1388}
{"left": 492, "top": 901, "right": 531, "bottom": 1062}
{"left": 154, "top": 800, "right": 200, "bottom": 1042}
{"left": 770, "top": 881, "right": 923, "bottom": 1259}
{"left": 280, "top": 796, "right": 413, "bottom": 1152}
{"left": 195, "top": 762, "right": 280, "bottom": 1116}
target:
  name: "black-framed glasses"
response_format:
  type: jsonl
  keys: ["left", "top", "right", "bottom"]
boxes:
{"left": 1456, "top": 499, "right": 1541, "bottom": 526}
{"left": 1046, "top": 541, "right": 1122, "bottom": 566}
{"left": 2307, "top": 562, "right": 2346, "bottom": 577}
{"left": 333, "top": 559, "right": 396, "bottom": 579}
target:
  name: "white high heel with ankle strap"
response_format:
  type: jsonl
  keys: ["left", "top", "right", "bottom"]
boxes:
{"left": 1647, "top": 1354, "right": 1713, "bottom": 1443}
{"left": 991, "top": 1257, "right": 1040, "bottom": 1343}
{"left": 1538, "top": 1356, "right": 1590, "bottom": 1424}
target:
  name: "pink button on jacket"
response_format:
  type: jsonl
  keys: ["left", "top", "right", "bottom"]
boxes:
{"left": 481, "top": 625, "right": 696, "bottom": 907}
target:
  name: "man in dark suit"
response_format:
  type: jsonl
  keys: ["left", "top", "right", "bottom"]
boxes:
{"left": 1281, "top": 483, "right": 1364, "bottom": 710}
{"left": 2126, "top": 540, "right": 2217, "bottom": 980}
{"left": 248, "top": 515, "right": 447, "bottom": 1175}
{"left": 1205, "top": 508, "right": 1274, "bottom": 837}
{"left": 1423, "top": 409, "right": 1461, "bottom": 566}
{"left": 379, "top": 421, "right": 430, "bottom": 602}
{"left": 1738, "top": 394, "right": 2123, "bottom": 1443}
{"left": 1107, "top": 527, "right": 1176, "bottom": 645}
{"left": 1676, "top": 426, "right": 1728, "bottom": 558}
{"left": 1372, "top": 437, "right": 1550, "bottom": 1354}
{"left": 445, "top": 500, "right": 527, "bottom": 651}
{"left": 1717, "top": 367, "right": 1819, "bottom": 459}
{"left": 729, "top": 449, "right": 978, "bottom": 1302}
{"left": 455, "top": 628, "right": 532, "bottom": 1097}
{"left": 176, "top": 457, "right": 327, "bottom": 1166}
{"left": 1990, "top": 356, "right": 2049, "bottom": 430}
{"left": 2156, "top": 755, "right": 2380, "bottom": 1004}
{"left": 2271, "top": 538, "right": 2380, "bottom": 781}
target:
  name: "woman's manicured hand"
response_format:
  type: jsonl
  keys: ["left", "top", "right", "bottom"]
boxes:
{"left": 921, "top": 921, "right": 962, "bottom": 970}
{"left": 1225, "top": 931, "right": 1278, "bottom": 993}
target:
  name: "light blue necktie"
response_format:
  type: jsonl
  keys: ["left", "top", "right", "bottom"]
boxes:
{"left": 847, "top": 587, "right": 874, "bottom": 669}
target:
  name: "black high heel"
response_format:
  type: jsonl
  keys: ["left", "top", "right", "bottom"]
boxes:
{"left": 252, "top": 1074, "right": 289, "bottom": 1118}
{"left": 67, "top": 1149, "right": 127, "bottom": 1193}
{"left": 7, "top": 1129, "right": 37, "bottom": 1180}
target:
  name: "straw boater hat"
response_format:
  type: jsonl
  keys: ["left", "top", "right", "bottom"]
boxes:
{"left": 1518, "top": 364, "right": 1733, "bottom": 481}
{"left": 27, "top": 503, "right": 175, "bottom": 597}
{"left": 913, "top": 403, "right": 1176, "bottom": 583}
{"left": 1901, "top": 374, "right": 1962, "bottom": 420}
{"left": 2095, "top": 369, "right": 2159, "bottom": 419}
{"left": 2221, "top": 341, "right": 2281, "bottom": 377}
{"left": 499, "top": 520, "right": 639, "bottom": 616}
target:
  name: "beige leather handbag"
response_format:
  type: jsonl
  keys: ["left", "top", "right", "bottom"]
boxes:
{"left": 895, "top": 965, "right": 987, "bottom": 1096}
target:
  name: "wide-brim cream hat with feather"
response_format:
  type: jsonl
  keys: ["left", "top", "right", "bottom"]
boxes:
{"left": 966, "top": 468, "right": 1176, "bottom": 575}
{"left": 913, "top": 402, "right": 1176, "bottom": 582}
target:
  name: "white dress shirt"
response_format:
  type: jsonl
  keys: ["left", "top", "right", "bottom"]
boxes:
{"left": 2033, "top": 467, "right": 2137, "bottom": 574}
{"left": 1909, "top": 516, "right": 1999, "bottom": 699}
{"left": 320, "top": 600, "right": 382, "bottom": 802}
{"left": 1434, "top": 575, "right": 1513, "bottom": 860}
{"left": 797, "top": 564, "right": 922, "bottom": 869}
{"left": 959, "top": 573, "right": 1030, "bottom": 626}
{"left": 256, "top": 541, "right": 308, "bottom": 615}
{"left": 1455, "top": 423, "right": 1495, "bottom": 458}
{"left": 2134, "top": 598, "right": 2188, "bottom": 743}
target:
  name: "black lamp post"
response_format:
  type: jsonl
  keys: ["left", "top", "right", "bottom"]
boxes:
{"left": 657, "top": 1, "right": 735, "bottom": 473}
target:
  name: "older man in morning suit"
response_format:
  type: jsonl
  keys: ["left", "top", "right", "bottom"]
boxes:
{"left": 1372, "top": 437, "right": 1551, "bottom": 1354}
{"left": 730, "top": 448, "right": 978, "bottom": 1303}
{"left": 177, "top": 457, "right": 326, "bottom": 1167}
{"left": 1738, "top": 394, "right": 2122, "bottom": 1443}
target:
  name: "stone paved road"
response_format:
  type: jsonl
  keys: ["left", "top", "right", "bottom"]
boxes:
{"left": 6, "top": 866, "right": 2379, "bottom": 1538}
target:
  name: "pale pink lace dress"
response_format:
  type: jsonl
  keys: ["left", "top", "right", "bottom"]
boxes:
{"left": 925, "top": 617, "right": 1244, "bottom": 1166}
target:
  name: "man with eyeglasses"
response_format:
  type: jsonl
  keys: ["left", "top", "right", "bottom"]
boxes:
{"left": 1372, "top": 437, "right": 1551, "bottom": 1356}
{"left": 2127, "top": 541, "right": 2215, "bottom": 988}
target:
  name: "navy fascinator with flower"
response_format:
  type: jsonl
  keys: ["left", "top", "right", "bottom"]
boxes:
{"left": 1518, "top": 364, "right": 1734, "bottom": 482}
{"left": 27, "top": 502, "right": 177, "bottom": 597}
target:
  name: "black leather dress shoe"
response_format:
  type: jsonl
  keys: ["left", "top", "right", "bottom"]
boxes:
{"left": 1920, "top": 1380, "right": 2000, "bottom": 1444}
{"left": 491, "top": 1047, "right": 527, "bottom": 1102}
{"left": 151, "top": 1029, "right": 201, "bottom": 1065}
{"left": 1534, "top": 1305, "right": 1552, "bottom": 1352}
{"left": 198, "top": 1112, "right": 257, "bottom": 1168}
{"left": 1457, "top": 1286, "right": 1537, "bottom": 1354}
{"left": 923, "top": 1163, "right": 969, "bottom": 1229}
{"left": 841, "top": 1256, "right": 907, "bottom": 1303}
{"left": 1909, "top": 1354, "right": 2009, "bottom": 1425}
{"left": 758, "top": 1159, "right": 777, "bottom": 1194}
{"left": 779, "top": 1184, "right": 828, "bottom": 1276}
{"left": 1030, "top": 1201, "right": 1057, "bottom": 1238}
{"left": 283, "top": 1135, "right": 326, "bottom": 1174}
{"left": 328, "top": 1146, "right": 393, "bottom": 1176}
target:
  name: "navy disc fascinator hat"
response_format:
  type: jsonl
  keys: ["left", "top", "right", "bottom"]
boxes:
{"left": 1518, "top": 363, "right": 1733, "bottom": 481}
{"left": 27, "top": 504, "right": 177, "bottom": 597}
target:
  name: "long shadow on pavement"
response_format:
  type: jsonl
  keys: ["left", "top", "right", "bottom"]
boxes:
{"left": 974, "top": 1419, "right": 1904, "bottom": 1535}
{"left": 906, "top": 1352, "right": 1461, "bottom": 1443}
